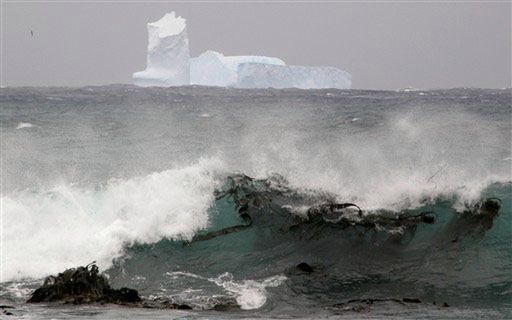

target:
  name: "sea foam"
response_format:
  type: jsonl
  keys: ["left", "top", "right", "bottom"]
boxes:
{"left": 16, "top": 122, "right": 34, "bottom": 129}
{"left": 1, "top": 158, "right": 224, "bottom": 281}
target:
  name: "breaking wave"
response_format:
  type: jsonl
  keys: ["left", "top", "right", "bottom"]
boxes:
{"left": 1, "top": 159, "right": 224, "bottom": 280}
{"left": 2, "top": 157, "right": 509, "bottom": 282}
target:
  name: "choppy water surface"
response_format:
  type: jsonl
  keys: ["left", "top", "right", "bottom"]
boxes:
{"left": 1, "top": 86, "right": 511, "bottom": 319}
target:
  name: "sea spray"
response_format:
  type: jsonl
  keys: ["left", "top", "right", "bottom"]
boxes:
{"left": 1, "top": 158, "right": 224, "bottom": 281}
{"left": 238, "top": 109, "right": 510, "bottom": 211}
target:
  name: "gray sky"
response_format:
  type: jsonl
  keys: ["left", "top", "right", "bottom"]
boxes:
{"left": 1, "top": 1, "right": 511, "bottom": 89}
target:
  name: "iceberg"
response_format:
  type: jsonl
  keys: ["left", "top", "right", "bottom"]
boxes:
{"left": 133, "top": 12, "right": 352, "bottom": 89}
{"left": 133, "top": 12, "right": 190, "bottom": 87}
{"left": 190, "top": 50, "right": 285, "bottom": 87}
{"left": 237, "top": 64, "right": 352, "bottom": 89}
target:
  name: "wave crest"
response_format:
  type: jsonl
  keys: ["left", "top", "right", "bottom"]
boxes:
{"left": 1, "top": 158, "right": 223, "bottom": 281}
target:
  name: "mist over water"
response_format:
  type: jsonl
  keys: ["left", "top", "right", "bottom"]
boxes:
{"left": 1, "top": 86, "right": 510, "bottom": 318}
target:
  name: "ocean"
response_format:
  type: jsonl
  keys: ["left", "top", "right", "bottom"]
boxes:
{"left": 1, "top": 85, "right": 510, "bottom": 319}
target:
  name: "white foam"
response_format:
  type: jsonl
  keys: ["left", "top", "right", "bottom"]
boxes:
{"left": 1, "top": 158, "right": 224, "bottom": 281}
{"left": 211, "top": 273, "right": 286, "bottom": 310}
{"left": 166, "top": 271, "right": 287, "bottom": 310}
{"left": 16, "top": 122, "right": 34, "bottom": 129}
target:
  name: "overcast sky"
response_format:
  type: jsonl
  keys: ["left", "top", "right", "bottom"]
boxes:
{"left": 1, "top": 1, "right": 511, "bottom": 89}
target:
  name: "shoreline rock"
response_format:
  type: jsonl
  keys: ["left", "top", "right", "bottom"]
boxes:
{"left": 27, "top": 263, "right": 140, "bottom": 305}
{"left": 27, "top": 263, "right": 240, "bottom": 311}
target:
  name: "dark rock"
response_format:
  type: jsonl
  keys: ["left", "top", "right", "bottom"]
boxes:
{"left": 330, "top": 297, "right": 429, "bottom": 313}
{"left": 402, "top": 297, "right": 422, "bottom": 303}
{"left": 421, "top": 215, "right": 435, "bottom": 224}
{"left": 213, "top": 301, "right": 240, "bottom": 311}
{"left": 27, "top": 263, "right": 141, "bottom": 305}
{"left": 105, "top": 287, "right": 141, "bottom": 303}
{"left": 0, "top": 305, "right": 15, "bottom": 316}
{"left": 142, "top": 298, "right": 237, "bottom": 311}
{"left": 296, "top": 262, "right": 314, "bottom": 273}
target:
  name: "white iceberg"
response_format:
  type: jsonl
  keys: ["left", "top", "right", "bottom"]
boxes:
{"left": 237, "top": 64, "right": 352, "bottom": 89}
{"left": 190, "top": 50, "right": 285, "bottom": 87}
{"left": 133, "top": 12, "right": 190, "bottom": 87}
{"left": 133, "top": 13, "right": 352, "bottom": 89}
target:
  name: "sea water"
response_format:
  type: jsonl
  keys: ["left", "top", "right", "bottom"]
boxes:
{"left": 0, "top": 86, "right": 510, "bottom": 319}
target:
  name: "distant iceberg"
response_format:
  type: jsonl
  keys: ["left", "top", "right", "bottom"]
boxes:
{"left": 133, "top": 13, "right": 351, "bottom": 89}
{"left": 133, "top": 12, "right": 190, "bottom": 87}
{"left": 190, "top": 50, "right": 285, "bottom": 87}
{"left": 237, "top": 64, "right": 351, "bottom": 89}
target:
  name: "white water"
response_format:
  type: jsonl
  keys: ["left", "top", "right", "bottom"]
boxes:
{"left": 1, "top": 158, "right": 224, "bottom": 281}
{"left": 212, "top": 273, "right": 287, "bottom": 310}
{"left": 165, "top": 271, "right": 287, "bottom": 310}
{"left": 16, "top": 122, "right": 34, "bottom": 129}
{"left": 237, "top": 110, "right": 510, "bottom": 211}
{"left": 2, "top": 155, "right": 504, "bottom": 282}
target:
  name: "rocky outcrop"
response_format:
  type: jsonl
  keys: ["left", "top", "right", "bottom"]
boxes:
{"left": 27, "top": 263, "right": 140, "bottom": 304}
{"left": 27, "top": 263, "right": 241, "bottom": 311}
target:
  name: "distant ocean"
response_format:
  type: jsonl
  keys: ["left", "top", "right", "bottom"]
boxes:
{"left": 1, "top": 86, "right": 510, "bottom": 319}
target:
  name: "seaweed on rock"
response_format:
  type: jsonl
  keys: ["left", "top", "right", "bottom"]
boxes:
{"left": 27, "top": 263, "right": 141, "bottom": 304}
{"left": 187, "top": 173, "right": 501, "bottom": 245}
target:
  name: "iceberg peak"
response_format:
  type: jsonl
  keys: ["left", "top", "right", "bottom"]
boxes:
{"left": 133, "top": 12, "right": 190, "bottom": 87}
{"left": 148, "top": 12, "right": 186, "bottom": 39}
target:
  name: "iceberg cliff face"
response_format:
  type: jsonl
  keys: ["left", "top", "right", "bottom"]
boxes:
{"left": 237, "top": 64, "right": 352, "bottom": 89}
{"left": 133, "top": 12, "right": 190, "bottom": 87}
{"left": 190, "top": 51, "right": 285, "bottom": 87}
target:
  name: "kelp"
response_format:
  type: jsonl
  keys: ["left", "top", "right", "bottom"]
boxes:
{"left": 188, "top": 173, "right": 500, "bottom": 244}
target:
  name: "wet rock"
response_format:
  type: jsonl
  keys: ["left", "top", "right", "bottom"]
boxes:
{"left": 212, "top": 301, "right": 240, "bottom": 311}
{"left": 296, "top": 262, "right": 314, "bottom": 273}
{"left": 0, "top": 305, "right": 15, "bottom": 316}
{"left": 27, "top": 263, "right": 141, "bottom": 305}
{"left": 141, "top": 296, "right": 239, "bottom": 311}
{"left": 330, "top": 297, "right": 430, "bottom": 313}
{"left": 433, "top": 301, "right": 450, "bottom": 308}
{"left": 142, "top": 300, "right": 193, "bottom": 309}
